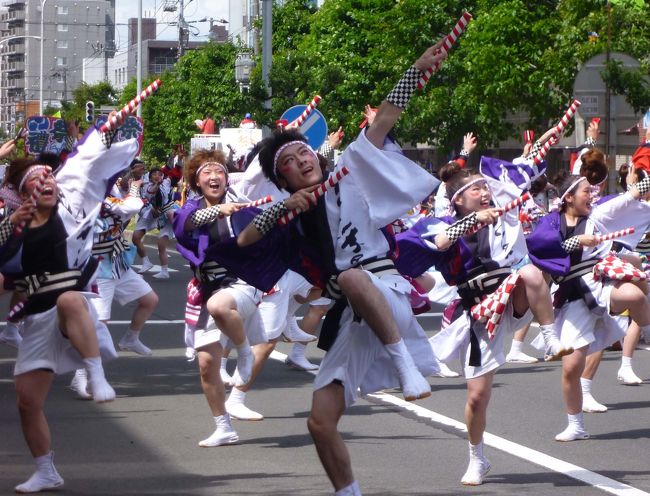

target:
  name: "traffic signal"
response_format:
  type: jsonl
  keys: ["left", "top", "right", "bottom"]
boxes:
{"left": 85, "top": 101, "right": 94, "bottom": 123}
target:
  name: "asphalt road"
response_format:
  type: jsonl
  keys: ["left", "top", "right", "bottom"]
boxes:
{"left": 2, "top": 242, "right": 650, "bottom": 495}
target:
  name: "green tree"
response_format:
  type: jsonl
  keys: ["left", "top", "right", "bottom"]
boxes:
{"left": 60, "top": 81, "right": 119, "bottom": 128}
{"left": 121, "top": 42, "right": 265, "bottom": 163}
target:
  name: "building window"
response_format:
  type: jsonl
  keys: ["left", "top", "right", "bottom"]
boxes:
{"left": 56, "top": 40, "right": 68, "bottom": 49}
{"left": 56, "top": 57, "right": 67, "bottom": 66}
{"left": 57, "top": 6, "right": 68, "bottom": 15}
{"left": 57, "top": 24, "right": 68, "bottom": 32}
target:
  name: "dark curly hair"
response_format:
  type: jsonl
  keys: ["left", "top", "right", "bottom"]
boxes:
{"left": 258, "top": 129, "right": 310, "bottom": 189}
{"left": 4, "top": 153, "right": 60, "bottom": 192}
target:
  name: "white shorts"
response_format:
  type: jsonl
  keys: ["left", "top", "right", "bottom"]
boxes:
{"left": 185, "top": 281, "right": 266, "bottom": 351}
{"left": 14, "top": 293, "right": 118, "bottom": 376}
{"left": 258, "top": 270, "right": 313, "bottom": 340}
{"left": 313, "top": 272, "right": 437, "bottom": 407}
{"left": 135, "top": 216, "right": 175, "bottom": 239}
{"left": 91, "top": 269, "right": 153, "bottom": 320}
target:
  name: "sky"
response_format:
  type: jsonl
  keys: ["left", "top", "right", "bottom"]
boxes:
{"left": 114, "top": 0, "right": 230, "bottom": 53}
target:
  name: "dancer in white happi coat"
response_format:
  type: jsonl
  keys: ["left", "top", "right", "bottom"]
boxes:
{"left": 396, "top": 149, "right": 571, "bottom": 486}
{"left": 173, "top": 149, "right": 266, "bottom": 448}
{"left": 69, "top": 179, "right": 159, "bottom": 399}
{"left": 237, "top": 42, "right": 447, "bottom": 496}
{"left": 527, "top": 170, "right": 650, "bottom": 442}
{"left": 133, "top": 166, "right": 176, "bottom": 278}
{"left": 0, "top": 122, "right": 138, "bottom": 493}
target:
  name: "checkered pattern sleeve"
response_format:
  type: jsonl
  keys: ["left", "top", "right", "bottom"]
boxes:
{"left": 444, "top": 212, "right": 479, "bottom": 244}
{"left": 386, "top": 66, "right": 424, "bottom": 109}
{"left": 585, "top": 136, "right": 597, "bottom": 147}
{"left": 459, "top": 149, "right": 470, "bottom": 158}
{"left": 561, "top": 236, "right": 581, "bottom": 253}
{"left": 0, "top": 217, "right": 14, "bottom": 246}
{"left": 190, "top": 205, "right": 221, "bottom": 228}
{"left": 252, "top": 200, "right": 287, "bottom": 236}
{"left": 635, "top": 176, "right": 650, "bottom": 196}
{"left": 525, "top": 140, "right": 543, "bottom": 160}
{"left": 100, "top": 128, "right": 119, "bottom": 149}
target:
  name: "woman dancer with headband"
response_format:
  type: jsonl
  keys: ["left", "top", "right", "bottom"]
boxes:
{"left": 0, "top": 122, "right": 138, "bottom": 493}
{"left": 173, "top": 149, "right": 265, "bottom": 448}
{"left": 527, "top": 170, "right": 650, "bottom": 441}
{"left": 396, "top": 149, "right": 571, "bottom": 486}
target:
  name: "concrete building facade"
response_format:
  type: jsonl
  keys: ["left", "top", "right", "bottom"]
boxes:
{"left": 0, "top": 0, "right": 115, "bottom": 133}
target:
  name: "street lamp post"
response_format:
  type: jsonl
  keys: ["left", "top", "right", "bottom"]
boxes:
{"left": 39, "top": 0, "right": 49, "bottom": 115}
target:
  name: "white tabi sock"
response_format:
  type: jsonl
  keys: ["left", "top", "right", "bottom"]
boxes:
{"left": 227, "top": 386, "right": 246, "bottom": 405}
{"left": 290, "top": 342, "right": 307, "bottom": 359}
{"left": 580, "top": 377, "right": 593, "bottom": 395}
{"left": 568, "top": 412, "right": 585, "bottom": 430}
{"left": 159, "top": 264, "right": 168, "bottom": 273}
{"left": 335, "top": 480, "right": 362, "bottom": 496}
{"left": 15, "top": 451, "right": 63, "bottom": 493}
{"left": 509, "top": 339, "right": 523, "bottom": 354}
{"left": 469, "top": 441, "right": 484, "bottom": 459}
{"left": 142, "top": 256, "right": 151, "bottom": 265}
{"left": 621, "top": 356, "right": 633, "bottom": 368}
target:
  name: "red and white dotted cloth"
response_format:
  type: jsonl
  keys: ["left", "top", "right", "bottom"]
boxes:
{"left": 470, "top": 273, "right": 521, "bottom": 340}
{"left": 593, "top": 254, "right": 647, "bottom": 283}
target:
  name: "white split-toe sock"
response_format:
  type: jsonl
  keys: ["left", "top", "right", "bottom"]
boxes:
{"left": 385, "top": 339, "right": 431, "bottom": 401}
{"left": 461, "top": 441, "right": 491, "bottom": 485}
{"left": 15, "top": 451, "right": 64, "bottom": 494}
{"left": 198, "top": 414, "right": 239, "bottom": 447}
{"left": 581, "top": 378, "right": 607, "bottom": 413}
{"left": 220, "top": 357, "right": 234, "bottom": 387}
{"left": 0, "top": 321, "right": 23, "bottom": 348}
{"left": 286, "top": 343, "right": 319, "bottom": 371}
{"left": 118, "top": 329, "right": 153, "bottom": 356}
{"left": 334, "top": 480, "right": 362, "bottom": 496}
{"left": 539, "top": 324, "right": 573, "bottom": 361}
{"left": 69, "top": 369, "right": 92, "bottom": 400}
{"left": 234, "top": 339, "right": 254, "bottom": 386}
{"left": 84, "top": 357, "right": 116, "bottom": 403}
{"left": 555, "top": 412, "right": 590, "bottom": 441}
{"left": 225, "top": 387, "right": 264, "bottom": 421}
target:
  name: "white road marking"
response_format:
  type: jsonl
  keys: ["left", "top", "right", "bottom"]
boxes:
{"left": 144, "top": 244, "right": 182, "bottom": 256}
{"left": 131, "top": 264, "right": 179, "bottom": 274}
{"left": 268, "top": 349, "right": 650, "bottom": 496}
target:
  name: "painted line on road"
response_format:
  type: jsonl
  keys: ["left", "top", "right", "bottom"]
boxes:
{"left": 268, "top": 349, "right": 650, "bottom": 496}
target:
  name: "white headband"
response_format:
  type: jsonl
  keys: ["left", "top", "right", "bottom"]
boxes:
{"left": 18, "top": 165, "right": 51, "bottom": 192}
{"left": 195, "top": 161, "right": 228, "bottom": 178}
{"left": 273, "top": 140, "right": 315, "bottom": 177}
{"left": 559, "top": 176, "right": 587, "bottom": 204}
{"left": 449, "top": 177, "right": 486, "bottom": 207}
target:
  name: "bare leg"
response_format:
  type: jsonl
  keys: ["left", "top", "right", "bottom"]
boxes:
{"left": 561, "top": 346, "right": 588, "bottom": 414}
{"left": 132, "top": 229, "right": 147, "bottom": 259}
{"left": 234, "top": 341, "right": 276, "bottom": 393}
{"left": 197, "top": 343, "right": 226, "bottom": 416}
{"left": 337, "top": 269, "right": 399, "bottom": 345}
{"left": 300, "top": 304, "right": 329, "bottom": 334}
{"left": 307, "top": 383, "right": 352, "bottom": 491}
{"left": 464, "top": 372, "right": 494, "bottom": 445}
{"left": 57, "top": 292, "right": 99, "bottom": 358}
{"left": 157, "top": 236, "right": 169, "bottom": 267}
{"left": 130, "top": 291, "right": 159, "bottom": 331}
{"left": 206, "top": 291, "right": 246, "bottom": 346}
{"left": 15, "top": 370, "right": 55, "bottom": 457}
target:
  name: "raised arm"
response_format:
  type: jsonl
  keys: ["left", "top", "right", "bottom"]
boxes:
{"left": 365, "top": 39, "right": 448, "bottom": 149}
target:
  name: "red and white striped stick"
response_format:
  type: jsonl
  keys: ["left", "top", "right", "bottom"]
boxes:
{"left": 13, "top": 167, "right": 52, "bottom": 235}
{"left": 554, "top": 99, "right": 581, "bottom": 137}
{"left": 533, "top": 100, "right": 581, "bottom": 165}
{"left": 100, "top": 79, "right": 162, "bottom": 134}
{"left": 278, "top": 166, "right": 350, "bottom": 224}
{"left": 245, "top": 195, "right": 273, "bottom": 208}
{"left": 595, "top": 227, "right": 635, "bottom": 243}
{"left": 418, "top": 12, "right": 473, "bottom": 89}
{"left": 466, "top": 192, "right": 531, "bottom": 235}
{"left": 287, "top": 95, "right": 322, "bottom": 129}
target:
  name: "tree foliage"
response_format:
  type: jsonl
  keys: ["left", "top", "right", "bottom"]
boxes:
{"left": 117, "top": 0, "right": 650, "bottom": 159}
{"left": 61, "top": 81, "right": 119, "bottom": 129}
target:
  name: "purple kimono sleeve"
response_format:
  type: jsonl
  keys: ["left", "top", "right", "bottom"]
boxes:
{"left": 525, "top": 211, "right": 570, "bottom": 277}
{"left": 395, "top": 217, "right": 459, "bottom": 278}
{"left": 172, "top": 199, "right": 206, "bottom": 267}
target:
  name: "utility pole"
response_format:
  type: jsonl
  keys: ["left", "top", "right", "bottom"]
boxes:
{"left": 261, "top": 0, "right": 272, "bottom": 109}
{"left": 137, "top": 0, "right": 142, "bottom": 117}
{"left": 178, "top": 0, "right": 186, "bottom": 60}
